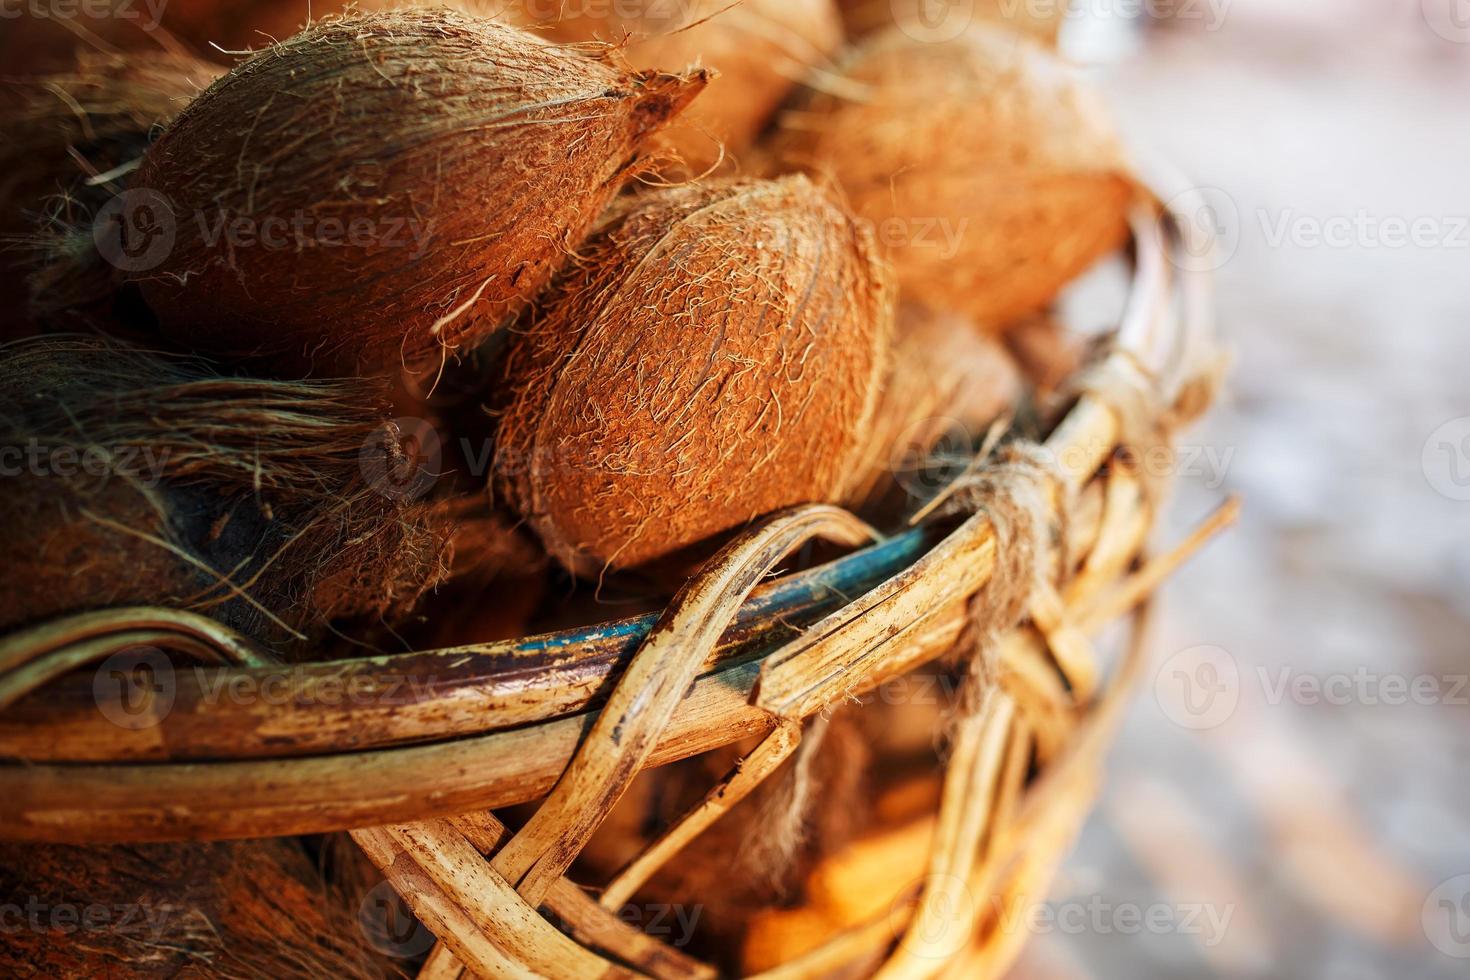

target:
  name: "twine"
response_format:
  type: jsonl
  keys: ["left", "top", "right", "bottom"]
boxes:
{"left": 939, "top": 444, "right": 1068, "bottom": 718}
{"left": 937, "top": 351, "right": 1221, "bottom": 717}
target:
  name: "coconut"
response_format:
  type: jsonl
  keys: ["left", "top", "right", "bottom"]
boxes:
{"left": 848, "top": 303, "right": 1023, "bottom": 515}
{"left": 0, "top": 838, "right": 387, "bottom": 978}
{"left": 0, "top": 51, "right": 219, "bottom": 334}
{"left": 494, "top": 174, "right": 891, "bottom": 576}
{"left": 509, "top": 0, "right": 843, "bottom": 174}
{"left": 125, "top": 9, "right": 708, "bottom": 375}
{"left": 0, "top": 336, "right": 451, "bottom": 647}
{"left": 769, "top": 24, "right": 1134, "bottom": 327}
{"left": 835, "top": 0, "right": 1065, "bottom": 45}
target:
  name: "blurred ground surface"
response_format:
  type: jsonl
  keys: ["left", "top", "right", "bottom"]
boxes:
{"left": 1011, "top": 2, "right": 1470, "bottom": 977}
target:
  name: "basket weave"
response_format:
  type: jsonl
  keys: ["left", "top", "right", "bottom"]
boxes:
{"left": 0, "top": 188, "right": 1231, "bottom": 978}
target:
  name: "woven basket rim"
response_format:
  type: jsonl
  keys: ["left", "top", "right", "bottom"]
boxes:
{"left": 0, "top": 185, "right": 1224, "bottom": 850}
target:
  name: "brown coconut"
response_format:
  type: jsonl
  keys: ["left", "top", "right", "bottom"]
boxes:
{"left": 769, "top": 24, "right": 1134, "bottom": 327}
{"left": 835, "top": 0, "right": 1065, "bottom": 45}
{"left": 126, "top": 9, "right": 708, "bottom": 375}
{"left": 494, "top": 174, "right": 892, "bottom": 576}
{"left": 0, "top": 51, "right": 218, "bottom": 334}
{"left": 509, "top": 0, "right": 843, "bottom": 174}
{"left": 0, "top": 336, "right": 451, "bottom": 647}
{"left": 848, "top": 303, "right": 1023, "bottom": 515}
{"left": 0, "top": 838, "right": 387, "bottom": 978}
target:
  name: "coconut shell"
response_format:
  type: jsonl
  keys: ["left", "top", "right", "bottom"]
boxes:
{"left": 0, "top": 838, "right": 387, "bottom": 978}
{"left": 835, "top": 0, "right": 1064, "bottom": 45}
{"left": 494, "top": 174, "right": 892, "bottom": 576}
{"left": 0, "top": 51, "right": 218, "bottom": 335}
{"left": 848, "top": 303, "right": 1022, "bottom": 515}
{"left": 769, "top": 24, "right": 1134, "bottom": 327}
{"left": 513, "top": 0, "right": 843, "bottom": 174}
{"left": 126, "top": 9, "right": 709, "bottom": 375}
{"left": 0, "top": 336, "right": 451, "bottom": 647}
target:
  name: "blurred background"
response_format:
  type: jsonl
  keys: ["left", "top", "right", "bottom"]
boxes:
{"left": 3, "top": 0, "right": 1467, "bottom": 977}
{"left": 1028, "top": 1, "right": 1470, "bottom": 977}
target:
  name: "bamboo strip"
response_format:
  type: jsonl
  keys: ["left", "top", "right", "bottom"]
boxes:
{"left": 1061, "top": 467, "right": 1148, "bottom": 608}
{"left": 387, "top": 821, "right": 632, "bottom": 979}
{"left": 492, "top": 507, "right": 874, "bottom": 907}
{"left": 0, "top": 630, "right": 218, "bottom": 711}
{"left": 601, "top": 718, "right": 804, "bottom": 912}
{"left": 0, "top": 529, "right": 937, "bottom": 763}
{"left": 756, "top": 513, "right": 998, "bottom": 719}
{"left": 1075, "top": 495, "right": 1242, "bottom": 633}
{"left": 1026, "top": 584, "right": 1098, "bottom": 704}
{"left": 877, "top": 694, "right": 1017, "bottom": 979}
{"left": 443, "top": 811, "right": 715, "bottom": 980}
{"left": 353, "top": 827, "right": 536, "bottom": 979}
{"left": 0, "top": 606, "right": 274, "bottom": 675}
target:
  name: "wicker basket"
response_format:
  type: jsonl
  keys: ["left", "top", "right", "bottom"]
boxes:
{"left": 0, "top": 185, "right": 1232, "bottom": 978}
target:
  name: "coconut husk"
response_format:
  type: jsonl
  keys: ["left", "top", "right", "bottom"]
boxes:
{"left": 494, "top": 174, "right": 893, "bottom": 576}
{"left": 127, "top": 8, "right": 709, "bottom": 376}
{"left": 0, "top": 50, "right": 218, "bottom": 335}
{"left": 769, "top": 24, "right": 1134, "bottom": 327}
{"left": 391, "top": 496, "right": 549, "bottom": 649}
{"left": 835, "top": 0, "right": 1064, "bottom": 45}
{"left": 510, "top": 0, "right": 843, "bottom": 175}
{"left": 848, "top": 303, "right": 1023, "bottom": 518}
{"left": 0, "top": 335, "right": 451, "bottom": 649}
{"left": 0, "top": 837, "right": 390, "bottom": 979}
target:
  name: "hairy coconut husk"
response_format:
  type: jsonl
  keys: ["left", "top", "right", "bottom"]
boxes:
{"left": 0, "top": 336, "right": 451, "bottom": 647}
{"left": 835, "top": 0, "right": 1064, "bottom": 45}
{"left": 390, "top": 495, "right": 548, "bottom": 648}
{"left": 769, "top": 24, "right": 1134, "bottom": 327}
{"left": 848, "top": 303, "right": 1023, "bottom": 517}
{"left": 494, "top": 174, "right": 892, "bottom": 576}
{"left": 510, "top": 0, "right": 842, "bottom": 175}
{"left": 126, "top": 9, "right": 709, "bottom": 376}
{"left": 0, "top": 837, "right": 390, "bottom": 979}
{"left": 0, "top": 50, "right": 218, "bottom": 334}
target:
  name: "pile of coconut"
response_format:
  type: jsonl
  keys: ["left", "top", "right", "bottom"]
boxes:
{"left": 0, "top": 2, "right": 1134, "bottom": 974}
